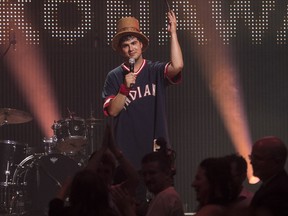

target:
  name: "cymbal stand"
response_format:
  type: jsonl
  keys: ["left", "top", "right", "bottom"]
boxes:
{"left": 86, "top": 122, "right": 96, "bottom": 157}
{"left": 4, "top": 161, "right": 11, "bottom": 187}
{"left": 0, "top": 38, "right": 13, "bottom": 60}
{"left": 0, "top": 161, "right": 11, "bottom": 213}
{"left": 86, "top": 110, "right": 98, "bottom": 157}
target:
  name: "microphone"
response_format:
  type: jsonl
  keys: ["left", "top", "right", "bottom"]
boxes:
{"left": 129, "top": 58, "right": 135, "bottom": 73}
{"left": 9, "top": 29, "right": 16, "bottom": 50}
{"left": 129, "top": 58, "right": 135, "bottom": 88}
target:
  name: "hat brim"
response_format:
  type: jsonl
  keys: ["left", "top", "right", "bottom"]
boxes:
{"left": 112, "top": 32, "right": 149, "bottom": 52}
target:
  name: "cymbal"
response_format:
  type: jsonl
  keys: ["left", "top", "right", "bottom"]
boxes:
{"left": 0, "top": 108, "right": 33, "bottom": 124}
{"left": 86, "top": 117, "right": 103, "bottom": 125}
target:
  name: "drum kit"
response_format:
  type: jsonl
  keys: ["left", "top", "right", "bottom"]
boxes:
{"left": 0, "top": 108, "right": 103, "bottom": 216}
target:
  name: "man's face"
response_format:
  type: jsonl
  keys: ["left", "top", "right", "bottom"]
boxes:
{"left": 141, "top": 161, "right": 168, "bottom": 194}
{"left": 120, "top": 36, "right": 143, "bottom": 60}
{"left": 250, "top": 143, "right": 276, "bottom": 181}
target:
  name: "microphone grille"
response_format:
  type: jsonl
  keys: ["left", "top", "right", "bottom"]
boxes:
{"left": 129, "top": 58, "right": 135, "bottom": 64}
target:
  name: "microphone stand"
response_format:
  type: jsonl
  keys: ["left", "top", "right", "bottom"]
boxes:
{"left": 37, "top": 163, "right": 62, "bottom": 188}
{"left": 1, "top": 28, "right": 16, "bottom": 62}
{"left": 0, "top": 43, "right": 12, "bottom": 60}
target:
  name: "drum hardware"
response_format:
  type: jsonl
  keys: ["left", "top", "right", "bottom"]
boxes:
{"left": 85, "top": 113, "right": 104, "bottom": 156}
{"left": 0, "top": 182, "right": 18, "bottom": 214}
{"left": 42, "top": 137, "right": 57, "bottom": 155}
{"left": 0, "top": 108, "right": 32, "bottom": 126}
{"left": 4, "top": 161, "right": 11, "bottom": 187}
{"left": 0, "top": 140, "right": 27, "bottom": 214}
{"left": 0, "top": 140, "right": 27, "bottom": 183}
{"left": 9, "top": 189, "right": 25, "bottom": 215}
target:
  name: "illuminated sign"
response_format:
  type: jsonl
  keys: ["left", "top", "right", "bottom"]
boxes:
{"left": 0, "top": 0, "right": 287, "bottom": 45}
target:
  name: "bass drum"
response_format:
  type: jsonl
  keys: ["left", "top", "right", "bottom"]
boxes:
{"left": 11, "top": 153, "right": 83, "bottom": 216}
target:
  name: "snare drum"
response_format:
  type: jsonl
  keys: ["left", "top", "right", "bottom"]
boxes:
{"left": 52, "top": 117, "right": 87, "bottom": 154}
{"left": 11, "top": 153, "right": 82, "bottom": 215}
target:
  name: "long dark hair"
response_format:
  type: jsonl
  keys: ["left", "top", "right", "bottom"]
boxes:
{"left": 199, "top": 157, "right": 238, "bottom": 206}
{"left": 68, "top": 169, "right": 116, "bottom": 216}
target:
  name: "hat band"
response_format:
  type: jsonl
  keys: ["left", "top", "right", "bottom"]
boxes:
{"left": 117, "top": 27, "right": 140, "bottom": 33}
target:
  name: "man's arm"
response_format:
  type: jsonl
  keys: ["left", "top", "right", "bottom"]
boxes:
{"left": 106, "top": 93, "right": 127, "bottom": 117}
{"left": 106, "top": 72, "right": 135, "bottom": 117}
{"left": 166, "top": 10, "right": 184, "bottom": 78}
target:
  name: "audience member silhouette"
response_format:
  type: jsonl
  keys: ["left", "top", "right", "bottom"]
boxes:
{"left": 109, "top": 150, "right": 184, "bottom": 216}
{"left": 86, "top": 124, "right": 140, "bottom": 214}
{"left": 223, "top": 153, "right": 254, "bottom": 207}
{"left": 191, "top": 157, "right": 238, "bottom": 216}
{"left": 48, "top": 169, "right": 117, "bottom": 216}
{"left": 249, "top": 136, "right": 288, "bottom": 216}
{"left": 49, "top": 124, "right": 139, "bottom": 216}
{"left": 86, "top": 124, "right": 139, "bottom": 186}
{"left": 141, "top": 151, "right": 184, "bottom": 216}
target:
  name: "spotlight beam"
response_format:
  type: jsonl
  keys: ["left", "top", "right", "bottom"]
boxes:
{"left": 6, "top": 27, "right": 61, "bottom": 139}
{"left": 196, "top": 2, "right": 256, "bottom": 183}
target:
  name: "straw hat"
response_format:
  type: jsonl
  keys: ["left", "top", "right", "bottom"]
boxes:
{"left": 112, "top": 17, "right": 149, "bottom": 52}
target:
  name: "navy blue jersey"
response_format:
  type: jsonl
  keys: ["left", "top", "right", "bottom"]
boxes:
{"left": 102, "top": 59, "right": 181, "bottom": 169}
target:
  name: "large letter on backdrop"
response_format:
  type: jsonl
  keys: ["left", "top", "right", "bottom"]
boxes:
{"left": 43, "top": 0, "right": 92, "bottom": 44}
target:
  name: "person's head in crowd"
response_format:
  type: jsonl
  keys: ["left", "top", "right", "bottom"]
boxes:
{"left": 89, "top": 150, "right": 117, "bottom": 185}
{"left": 153, "top": 137, "right": 177, "bottom": 177}
{"left": 141, "top": 151, "right": 173, "bottom": 195}
{"left": 69, "top": 169, "right": 113, "bottom": 215}
{"left": 224, "top": 153, "right": 248, "bottom": 194}
{"left": 191, "top": 157, "right": 238, "bottom": 209}
{"left": 223, "top": 206, "right": 273, "bottom": 216}
{"left": 250, "top": 136, "right": 287, "bottom": 182}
